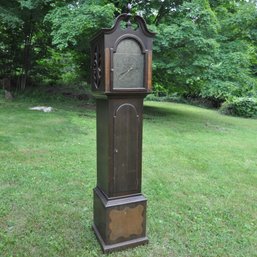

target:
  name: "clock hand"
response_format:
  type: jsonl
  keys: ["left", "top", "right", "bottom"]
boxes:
{"left": 119, "top": 66, "right": 134, "bottom": 80}
{"left": 119, "top": 66, "right": 133, "bottom": 76}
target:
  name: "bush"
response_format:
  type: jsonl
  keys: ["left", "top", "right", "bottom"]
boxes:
{"left": 152, "top": 83, "right": 168, "bottom": 97}
{"left": 219, "top": 97, "right": 257, "bottom": 118}
{"left": 145, "top": 94, "right": 186, "bottom": 103}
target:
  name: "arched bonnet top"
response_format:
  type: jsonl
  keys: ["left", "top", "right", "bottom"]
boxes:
{"left": 102, "top": 13, "right": 156, "bottom": 38}
{"left": 90, "top": 11, "right": 156, "bottom": 48}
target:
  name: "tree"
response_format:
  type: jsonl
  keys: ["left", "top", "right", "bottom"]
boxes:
{"left": 0, "top": 0, "right": 70, "bottom": 90}
{"left": 45, "top": 1, "right": 116, "bottom": 83}
{"left": 145, "top": 0, "right": 220, "bottom": 96}
{"left": 0, "top": 0, "right": 256, "bottom": 102}
{"left": 201, "top": 0, "right": 257, "bottom": 101}
{"left": 136, "top": 0, "right": 257, "bottom": 102}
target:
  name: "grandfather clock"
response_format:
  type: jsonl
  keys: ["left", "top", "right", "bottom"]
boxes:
{"left": 90, "top": 6, "right": 155, "bottom": 253}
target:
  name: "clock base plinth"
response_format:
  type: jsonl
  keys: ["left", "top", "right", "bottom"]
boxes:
{"left": 93, "top": 187, "right": 148, "bottom": 253}
{"left": 93, "top": 224, "right": 148, "bottom": 253}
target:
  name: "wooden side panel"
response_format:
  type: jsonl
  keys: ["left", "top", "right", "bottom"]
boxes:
{"left": 96, "top": 99, "right": 109, "bottom": 193}
{"left": 105, "top": 48, "right": 111, "bottom": 92}
{"left": 113, "top": 103, "right": 139, "bottom": 195}
{"left": 109, "top": 205, "right": 144, "bottom": 242}
{"left": 147, "top": 50, "right": 152, "bottom": 91}
{"left": 93, "top": 188, "right": 107, "bottom": 242}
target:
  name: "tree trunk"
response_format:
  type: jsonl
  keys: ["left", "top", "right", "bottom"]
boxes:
{"left": 20, "top": 12, "right": 33, "bottom": 91}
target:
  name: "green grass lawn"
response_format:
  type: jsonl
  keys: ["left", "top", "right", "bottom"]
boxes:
{"left": 0, "top": 97, "right": 256, "bottom": 257}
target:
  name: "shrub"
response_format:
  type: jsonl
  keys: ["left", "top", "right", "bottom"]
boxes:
{"left": 145, "top": 94, "right": 186, "bottom": 103}
{"left": 152, "top": 83, "right": 168, "bottom": 97}
{"left": 219, "top": 97, "right": 257, "bottom": 118}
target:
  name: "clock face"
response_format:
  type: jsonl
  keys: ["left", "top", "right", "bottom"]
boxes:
{"left": 113, "top": 39, "right": 144, "bottom": 89}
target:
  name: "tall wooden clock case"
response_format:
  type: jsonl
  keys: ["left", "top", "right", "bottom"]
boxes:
{"left": 90, "top": 9, "right": 155, "bottom": 253}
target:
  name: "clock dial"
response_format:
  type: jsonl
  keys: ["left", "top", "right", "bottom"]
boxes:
{"left": 113, "top": 39, "right": 144, "bottom": 89}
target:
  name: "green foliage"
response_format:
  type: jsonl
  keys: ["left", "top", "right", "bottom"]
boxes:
{"left": 152, "top": 83, "right": 168, "bottom": 96}
{"left": 220, "top": 97, "right": 257, "bottom": 118}
{"left": 0, "top": 0, "right": 56, "bottom": 89}
{"left": 199, "top": 1, "right": 257, "bottom": 101}
{"left": 145, "top": 93, "right": 186, "bottom": 104}
{"left": 35, "top": 49, "right": 79, "bottom": 85}
{"left": 45, "top": 1, "right": 116, "bottom": 81}
{"left": 45, "top": 2, "right": 115, "bottom": 49}
{"left": 0, "top": 0, "right": 256, "bottom": 99}
{"left": 152, "top": 0, "right": 220, "bottom": 96}
{"left": 147, "top": 0, "right": 257, "bottom": 102}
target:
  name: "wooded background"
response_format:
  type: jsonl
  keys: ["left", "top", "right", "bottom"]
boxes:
{"left": 0, "top": 0, "right": 256, "bottom": 105}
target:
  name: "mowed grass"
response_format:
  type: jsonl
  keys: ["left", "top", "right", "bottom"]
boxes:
{"left": 0, "top": 97, "right": 256, "bottom": 257}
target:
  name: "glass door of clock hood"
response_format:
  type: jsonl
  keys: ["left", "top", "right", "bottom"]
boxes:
{"left": 113, "top": 38, "right": 144, "bottom": 89}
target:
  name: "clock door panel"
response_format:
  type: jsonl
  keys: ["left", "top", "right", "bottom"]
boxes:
{"left": 113, "top": 39, "right": 144, "bottom": 89}
{"left": 113, "top": 103, "right": 139, "bottom": 195}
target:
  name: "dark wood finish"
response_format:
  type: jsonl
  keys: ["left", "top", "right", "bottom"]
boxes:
{"left": 104, "top": 48, "right": 111, "bottom": 92}
{"left": 93, "top": 224, "right": 148, "bottom": 253}
{"left": 93, "top": 187, "right": 148, "bottom": 253}
{"left": 90, "top": 12, "right": 155, "bottom": 96}
{"left": 91, "top": 8, "right": 155, "bottom": 253}
{"left": 96, "top": 100, "right": 109, "bottom": 193}
{"left": 113, "top": 103, "right": 139, "bottom": 193}
{"left": 147, "top": 50, "right": 153, "bottom": 90}
{"left": 96, "top": 97, "right": 144, "bottom": 197}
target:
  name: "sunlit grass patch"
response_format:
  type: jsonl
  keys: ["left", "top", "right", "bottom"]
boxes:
{"left": 0, "top": 98, "right": 256, "bottom": 256}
